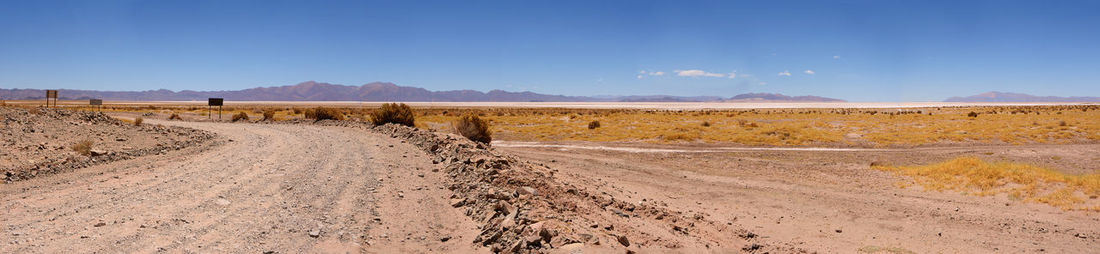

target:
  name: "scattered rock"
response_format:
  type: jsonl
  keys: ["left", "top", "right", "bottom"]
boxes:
{"left": 308, "top": 229, "right": 321, "bottom": 238}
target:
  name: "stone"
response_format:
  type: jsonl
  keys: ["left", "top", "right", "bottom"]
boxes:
{"left": 616, "top": 235, "right": 630, "bottom": 247}
{"left": 89, "top": 149, "right": 108, "bottom": 156}
{"left": 518, "top": 187, "right": 537, "bottom": 196}
{"left": 308, "top": 229, "right": 321, "bottom": 238}
{"left": 450, "top": 198, "right": 466, "bottom": 207}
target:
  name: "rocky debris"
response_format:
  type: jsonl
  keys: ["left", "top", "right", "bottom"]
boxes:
{"left": 1, "top": 107, "right": 217, "bottom": 182}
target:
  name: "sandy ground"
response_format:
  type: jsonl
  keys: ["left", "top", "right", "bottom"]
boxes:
{"left": 1, "top": 120, "right": 482, "bottom": 253}
{"left": 502, "top": 143, "right": 1100, "bottom": 253}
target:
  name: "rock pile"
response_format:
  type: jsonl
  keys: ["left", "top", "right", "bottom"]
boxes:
{"left": 367, "top": 123, "right": 749, "bottom": 252}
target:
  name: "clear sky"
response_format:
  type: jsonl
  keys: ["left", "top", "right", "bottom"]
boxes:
{"left": 1, "top": 0, "right": 1098, "bottom": 101}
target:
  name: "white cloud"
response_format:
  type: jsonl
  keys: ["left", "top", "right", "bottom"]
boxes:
{"left": 675, "top": 69, "right": 726, "bottom": 78}
{"left": 778, "top": 70, "right": 792, "bottom": 77}
{"left": 833, "top": 55, "right": 840, "bottom": 59}
{"left": 727, "top": 70, "right": 737, "bottom": 79}
{"left": 637, "top": 70, "right": 666, "bottom": 79}
{"left": 803, "top": 70, "right": 814, "bottom": 75}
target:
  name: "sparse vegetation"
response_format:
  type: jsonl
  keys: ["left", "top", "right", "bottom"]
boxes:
{"left": 967, "top": 111, "right": 979, "bottom": 118}
{"left": 262, "top": 109, "right": 276, "bottom": 121}
{"left": 370, "top": 103, "right": 415, "bottom": 126}
{"left": 305, "top": 107, "right": 345, "bottom": 121}
{"left": 454, "top": 114, "right": 492, "bottom": 144}
{"left": 873, "top": 157, "right": 1100, "bottom": 211}
{"left": 168, "top": 113, "right": 182, "bottom": 120}
{"left": 133, "top": 117, "right": 143, "bottom": 126}
{"left": 71, "top": 139, "right": 94, "bottom": 156}
{"left": 232, "top": 112, "right": 249, "bottom": 122}
{"left": 588, "top": 120, "right": 601, "bottom": 129}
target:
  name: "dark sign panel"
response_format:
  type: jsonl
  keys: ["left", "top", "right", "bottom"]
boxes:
{"left": 89, "top": 99, "right": 103, "bottom": 105}
{"left": 208, "top": 98, "right": 224, "bottom": 106}
{"left": 46, "top": 90, "right": 58, "bottom": 98}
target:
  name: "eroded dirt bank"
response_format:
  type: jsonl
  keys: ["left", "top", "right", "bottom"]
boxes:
{"left": 1, "top": 107, "right": 214, "bottom": 182}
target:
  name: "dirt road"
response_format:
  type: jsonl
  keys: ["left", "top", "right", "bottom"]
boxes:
{"left": 1, "top": 121, "right": 481, "bottom": 253}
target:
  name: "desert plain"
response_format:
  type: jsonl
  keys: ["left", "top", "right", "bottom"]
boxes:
{"left": 2, "top": 100, "right": 1099, "bottom": 253}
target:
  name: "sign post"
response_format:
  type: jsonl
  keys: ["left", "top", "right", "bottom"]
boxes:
{"left": 45, "top": 90, "right": 58, "bottom": 107}
{"left": 89, "top": 99, "right": 102, "bottom": 111}
{"left": 208, "top": 98, "right": 224, "bottom": 121}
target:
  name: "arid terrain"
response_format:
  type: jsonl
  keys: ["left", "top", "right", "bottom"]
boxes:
{"left": 2, "top": 103, "right": 1099, "bottom": 253}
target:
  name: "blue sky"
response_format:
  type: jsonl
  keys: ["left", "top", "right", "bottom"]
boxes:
{"left": 1, "top": 0, "right": 1098, "bottom": 101}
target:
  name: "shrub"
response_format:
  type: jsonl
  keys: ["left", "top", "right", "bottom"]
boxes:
{"left": 261, "top": 109, "right": 276, "bottom": 121}
{"left": 292, "top": 108, "right": 303, "bottom": 115}
{"left": 454, "top": 114, "right": 492, "bottom": 143}
{"left": 1058, "top": 120, "right": 1067, "bottom": 127}
{"left": 588, "top": 120, "right": 601, "bottom": 129}
{"left": 133, "top": 117, "right": 143, "bottom": 126}
{"left": 168, "top": 113, "right": 182, "bottom": 120}
{"left": 702, "top": 121, "right": 711, "bottom": 127}
{"left": 305, "top": 107, "right": 345, "bottom": 121}
{"left": 967, "top": 112, "right": 978, "bottom": 118}
{"left": 370, "top": 103, "right": 415, "bottom": 126}
{"left": 71, "top": 139, "right": 94, "bottom": 156}
{"left": 232, "top": 112, "right": 249, "bottom": 122}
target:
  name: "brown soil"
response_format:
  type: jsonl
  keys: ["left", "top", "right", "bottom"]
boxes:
{"left": 4, "top": 109, "right": 1097, "bottom": 253}
{"left": 1, "top": 107, "right": 214, "bottom": 182}
{"left": 502, "top": 142, "right": 1100, "bottom": 253}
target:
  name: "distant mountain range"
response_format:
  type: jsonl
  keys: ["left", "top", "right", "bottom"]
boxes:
{"left": 0, "top": 81, "right": 846, "bottom": 102}
{"left": 944, "top": 91, "right": 1100, "bottom": 102}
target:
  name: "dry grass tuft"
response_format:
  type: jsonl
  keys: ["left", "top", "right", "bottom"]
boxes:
{"left": 133, "top": 117, "right": 143, "bottom": 126}
{"left": 168, "top": 113, "right": 182, "bottom": 120}
{"left": 305, "top": 107, "right": 345, "bottom": 121}
{"left": 370, "top": 103, "right": 415, "bottom": 126}
{"left": 454, "top": 114, "right": 492, "bottom": 143}
{"left": 261, "top": 109, "right": 276, "bottom": 121}
{"left": 873, "top": 157, "right": 1100, "bottom": 211}
{"left": 71, "top": 139, "right": 94, "bottom": 156}
{"left": 588, "top": 120, "right": 601, "bottom": 129}
{"left": 232, "top": 112, "right": 249, "bottom": 122}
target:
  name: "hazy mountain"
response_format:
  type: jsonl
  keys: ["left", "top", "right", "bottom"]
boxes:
{"left": 0, "top": 81, "right": 845, "bottom": 102}
{"left": 724, "top": 93, "right": 845, "bottom": 102}
{"left": 944, "top": 91, "right": 1100, "bottom": 102}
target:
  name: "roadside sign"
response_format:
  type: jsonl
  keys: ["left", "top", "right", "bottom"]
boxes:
{"left": 90, "top": 99, "right": 103, "bottom": 111}
{"left": 45, "top": 90, "right": 58, "bottom": 107}
{"left": 208, "top": 98, "right": 224, "bottom": 120}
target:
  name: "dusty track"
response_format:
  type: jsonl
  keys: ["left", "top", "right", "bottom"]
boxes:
{"left": 1, "top": 121, "right": 481, "bottom": 253}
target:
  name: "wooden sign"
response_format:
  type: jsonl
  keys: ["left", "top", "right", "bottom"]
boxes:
{"left": 89, "top": 99, "right": 103, "bottom": 105}
{"left": 208, "top": 98, "right": 224, "bottom": 106}
{"left": 46, "top": 90, "right": 58, "bottom": 99}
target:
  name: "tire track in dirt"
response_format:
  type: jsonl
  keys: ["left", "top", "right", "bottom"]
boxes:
{"left": 1, "top": 120, "right": 480, "bottom": 253}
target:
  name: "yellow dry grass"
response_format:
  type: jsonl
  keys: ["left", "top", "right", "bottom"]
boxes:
{"left": 414, "top": 106, "right": 1100, "bottom": 147}
{"left": 45, "top": 103, "right": 1100, "bottom": 147}
{"left": 873, "top": 157, "right": 1100, "bottom": 211}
